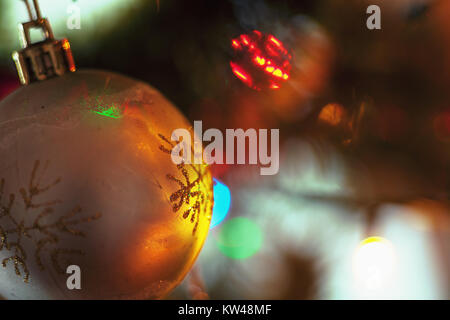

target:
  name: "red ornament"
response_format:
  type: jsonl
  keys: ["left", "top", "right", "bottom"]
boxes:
{"left": 230, "top": 30, "right": 292, "bottom": 90}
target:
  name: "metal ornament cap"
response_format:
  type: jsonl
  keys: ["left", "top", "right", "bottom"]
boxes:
{"left": 12, "top": 1, "right": 76, "bottom": 85}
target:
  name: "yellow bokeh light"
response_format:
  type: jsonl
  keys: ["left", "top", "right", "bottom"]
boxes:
{"left": 352, "top": 236, "right": 397, "bottom": 294}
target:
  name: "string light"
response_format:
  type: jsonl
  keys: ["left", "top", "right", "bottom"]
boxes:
{"left": 230, "top": 30, "right": 292, "bottom": 90}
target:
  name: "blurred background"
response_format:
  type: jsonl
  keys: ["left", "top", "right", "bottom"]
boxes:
{"left": 0, "top": 0, "right": 449, "bottom": 299}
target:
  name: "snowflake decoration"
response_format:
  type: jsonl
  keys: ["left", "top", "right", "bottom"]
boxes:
{"left": 0, "top": 160, "right": 101, "bottom": 283}
{"left": 158, "top": 134, "right": 213, "bottom": 235}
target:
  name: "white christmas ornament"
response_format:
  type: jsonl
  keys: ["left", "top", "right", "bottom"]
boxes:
{"left": 0, "top": 1, "right": 213, "bottom": 299}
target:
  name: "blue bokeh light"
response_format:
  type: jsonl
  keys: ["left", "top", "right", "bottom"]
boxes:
{"left": 211, "top": 178, "right": 231, "bottom": 229}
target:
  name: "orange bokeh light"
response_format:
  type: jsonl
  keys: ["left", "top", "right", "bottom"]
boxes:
{"left": 318, "top": 103, "right": 346, "bottom": 126}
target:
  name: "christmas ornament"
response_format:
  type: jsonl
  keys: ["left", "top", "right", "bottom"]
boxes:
{"left": 230, "top": 30, "right": 292, "bottom": 90}
{"left": 0, "top": 0, "right": 213, "bottom": 299}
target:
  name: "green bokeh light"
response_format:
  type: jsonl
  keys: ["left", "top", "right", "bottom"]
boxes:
{"left": 216, "top": 217, "right": 263, "bottom": 260}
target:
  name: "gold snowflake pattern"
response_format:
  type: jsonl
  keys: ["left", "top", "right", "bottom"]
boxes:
{"left": 0, "top": 160, "right": 101, "bottom": 283}
{"left": 158, "top": 134, "right": 213, "bottom": 235}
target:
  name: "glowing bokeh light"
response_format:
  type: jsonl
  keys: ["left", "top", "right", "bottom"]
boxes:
{"left": 318, "top": 103, "right": 345, "bottom": 126}
{"left": 216, "top": 217, "right": 263, "bottom": 260}
{"left": 230, "top": 62, "right": 252, "bottom": 88}
{"left": 352, "top": 236, "right": 396, "bottom": 294}
{"left": 210, "top": 178, "right": 231, "bottom": 229}
{"left": 230, "top": 30, "right": 292, "bottom": 90}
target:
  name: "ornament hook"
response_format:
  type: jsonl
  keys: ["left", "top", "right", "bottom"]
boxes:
{"left": 22, "top": 0, "right": 42, "bottom": 22}
{"left": 12, "top": 0, "right": 76, "bottom": 85}
{"left": 19, "top": 0, "right": 54, "bottom": 47}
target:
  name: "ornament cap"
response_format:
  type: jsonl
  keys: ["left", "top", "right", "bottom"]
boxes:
{"left": 12, "top": 0, "right": 76, "bottom": 85}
